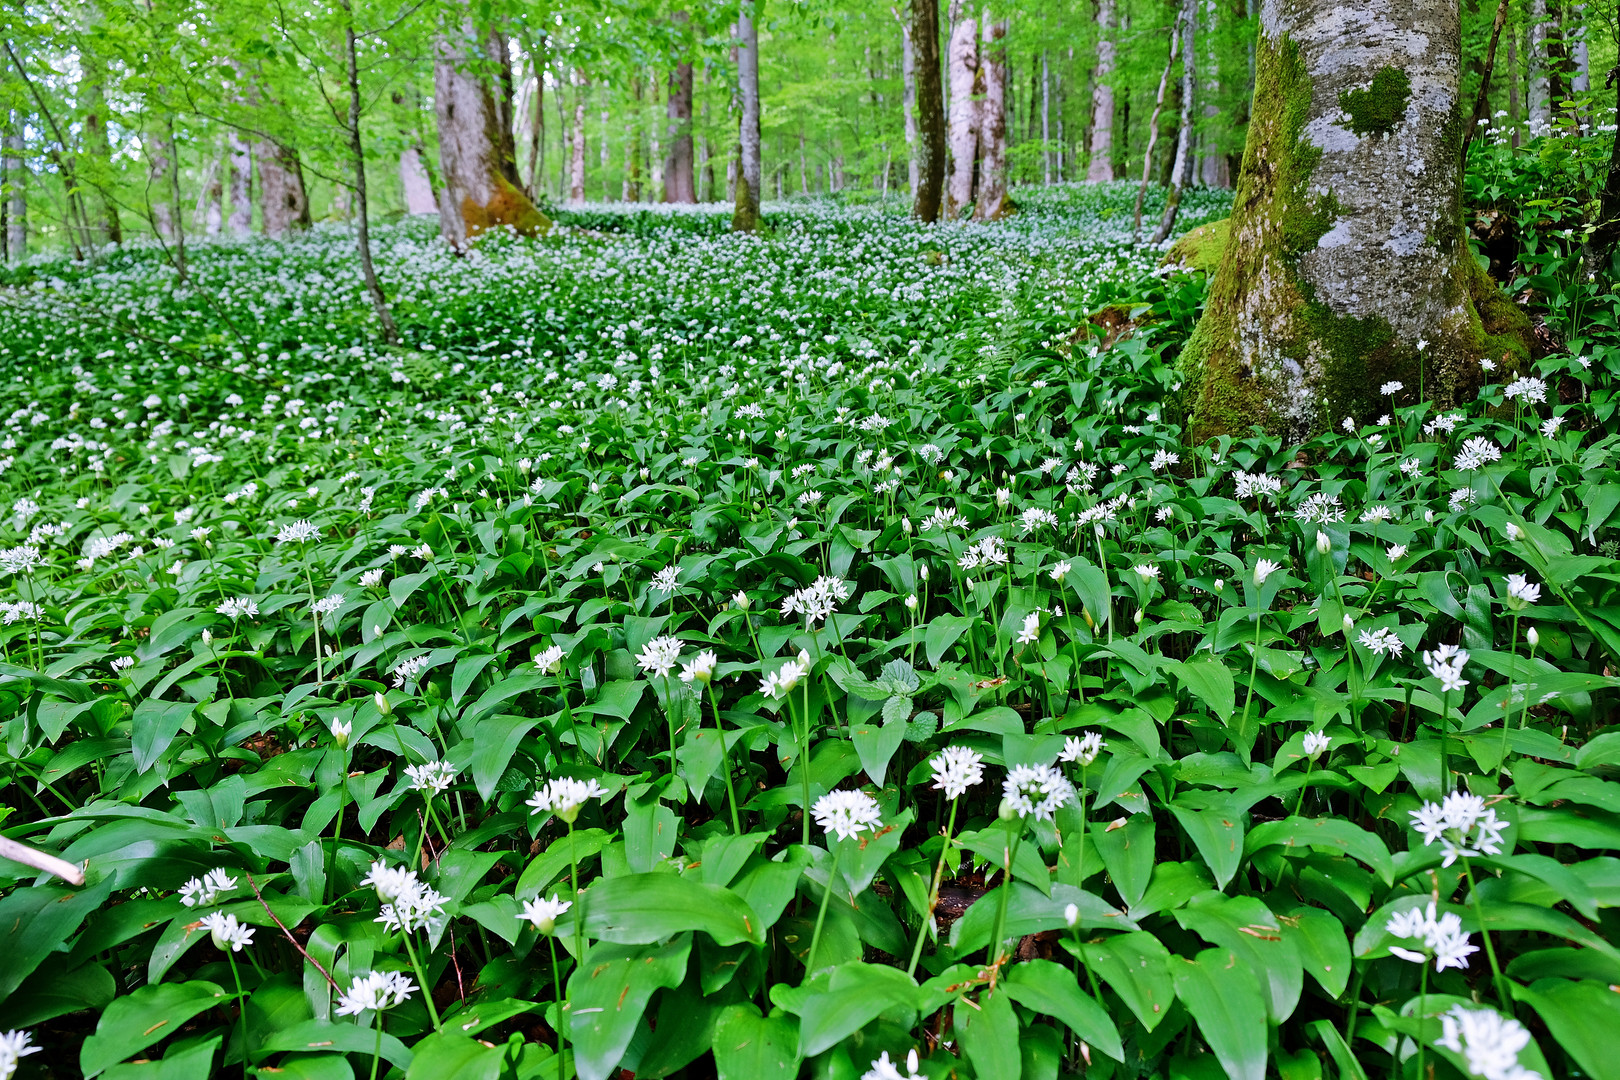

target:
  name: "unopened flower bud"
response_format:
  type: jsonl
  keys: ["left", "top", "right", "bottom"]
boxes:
{"left": 1316, "top": 531, "right": 1331, "bottom": 555}
{"left": 374, "top": 691, "right": 391, "bottom": 716}
{"left": 902, "top": 517, "right": 913, "bottom": 535}
{"left": 1342, "top": 613, "right": 1354, "bottom": 634}
{"left": 905, "top": 594, "right": 918, "bottom": 611}
{"left": 1064, "top": 902, "right": 1080, "bottom": 929}
{"left": 1527, "top": 627, "right": 1540, "bottom": 648}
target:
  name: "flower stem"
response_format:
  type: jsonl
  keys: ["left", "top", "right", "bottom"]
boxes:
{"left": 706, "top": 682, "right": 742, "bottom": 834}
{"left": 906, "top": 799, "right": 958, "bottom": 978}
{"left": 986, "top": 825, "right": 1024, "bottom": 989}
{"left": 806, "top": 842, "right": 844, "bottom": 977}
{"left": 400, "top": 932, "right": 441, "bottom": 1032}
{"left": 548, "top": 935, "right": 567, "bottom": 1080}
{"left": 368, "top": 1011, "right": 383, "bottom": 1080}
{"left": 228, "top": 950, "right": 249, "bottom": 1080}
{"left": 1498, "top": 613, "right": 1521, "bottom": 769}
{"left": 1463, "top": 860, "right": 1514, "bottom": 1013}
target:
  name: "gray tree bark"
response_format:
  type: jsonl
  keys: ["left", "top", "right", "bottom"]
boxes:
{"left": 974, "top": 16, "right": 1010, "bottom": 221}
{"left": 665, "top": 38, "right": 696, "bottom": 203}
{"left": 733, "top": 2, "right": 762, "bottom": 231}
{"left": 433, "top": 16, "right": 549, "bottom": 247}
{"left": 1528, "top": 0, "right": 1560, "bottom": 134}
{"left": 1152, "top": 0, "right": 1198, "bottom": 242}
{"left": 400, "top": 148, "right": 438, "bottom": 213}
{"left": 1182, "top": 0, "right": 1527, "bottom": 440}
{"left": 910, "top": 0, "right": 947, "bottom": 221}
{"left": 569, "top": 70, "right": 587, "bottom": 203}
{"left": 898, "top": 13, "right": 919, "bottom": 198}
{"left": 79, "top": 55, "right": 122, "bottom": 246}
{"left": 943, "top": 17, "right": 979, "bottom": 217}
{"left": 1086, "top": 0, "right": 1116, "bottom": 181}
{"left": 2, "top": 121, "right": 23, "bottom": 263}
{"left": 255, "top": 137, "right": 311, "bottom": 239}
{"left": 227, "top": 133, "right": 253, "bottom": 237}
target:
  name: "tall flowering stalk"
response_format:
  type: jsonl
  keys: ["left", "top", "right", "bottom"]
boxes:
{"left": 906, "top": 747, "right": 985, "bottom": 976}
{"left": 806, "top": 789, "right": 881, "bottom": 975}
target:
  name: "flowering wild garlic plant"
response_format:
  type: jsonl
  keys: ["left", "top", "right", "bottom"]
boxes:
{"left": 0, "top": 185, "right": 1612, "bottom": 1079}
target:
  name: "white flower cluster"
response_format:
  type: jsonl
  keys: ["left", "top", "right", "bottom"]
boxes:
{"left": 956, "top": 537, "right": 1009, "bottom": 572}
{"left": 179, "top": 868, "right": 238, "bottom": 907}
{"left": 1410, "top": 789, "right": 1507, "bottom": 866}
{"left": 929, "top": 746, "right": 984, "bottom": 800}
{"left": 1436, "top": 1005, "right": 1542, "bottom": 1080}
{"left": 361, "top": 859, "right": 448, "bottom": 934}
{"left": 334, "top": 970, "right": 417, "bottom": 1017}
{"left": 780, "top": 576, "right": 851, "bottom": 627}
{"left": 1422, "top": 643, "right": 1470, "bottom": 694}
{"left": 0, "top": 1029, "right": 40, "bottom": 1079}
{"left": 1386, "top": 901, "right": 1477, "bottom": 971}
{"left": 812, "top": 789, "right": 883, "bottom": 841}
{"left": 527, "top": 776, "right": 608, "bottom": 823}
{"left": 1003, "top": 763, "right": 1074, "bottom": 821}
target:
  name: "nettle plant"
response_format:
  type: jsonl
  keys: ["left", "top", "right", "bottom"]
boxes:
{"left": 0, "top": 188, "right": 1618, "bottom": 1080}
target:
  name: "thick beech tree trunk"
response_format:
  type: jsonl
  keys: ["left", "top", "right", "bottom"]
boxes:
{"left": 943, "top": 17, "right": 979, "bottom": 217}
{"left": 1197, "top": 0, "right": 1228, "bottom": 186}
{"left": 1182, "top": 0, "right": 1529, "bottom": 440}
{"left": 733, "top": 1, "right": 762, "bottom": 232}
{"left": 227, "top": 133, "right": 253, "bottom": 236}
{"left": 974, "top": 16, "right": 1010, "bottom": 221}
{"left": 255, "top": 137, "right": 311, "bottom": 238}
{"left": 1086, "top": 0, "right": 1116, "bottom": 181}
{"left": 433, "top": 17, "right": 550, "bottom": 247}
{"left": 910, "top": 0, "right": 947, "bottom": 221}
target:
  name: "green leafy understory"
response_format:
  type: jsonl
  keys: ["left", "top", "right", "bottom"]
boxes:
{"left": 2, "top": 182, "right": 1620, "bottom": 1080}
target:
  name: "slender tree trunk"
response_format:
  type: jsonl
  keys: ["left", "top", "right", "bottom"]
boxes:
{"left": 699, "top": 59, "right": 714, "bottom": 200}
{"left": 148, "top": 124, "right": 178, "bottom": 242}
{"left": 910, "top": 0, "right": 947, "bottom": 220}
{"left": 1507, "top": 34, "right": 1520, "bottom": 147}
{"left": 433, "top": 14, "right": 549, "bottom": 247}
{"left": 1132, "top": 29, "right": 1177, "bottom": 235}
{"left": 944, "top": 17, "right": 979, "bottom": 216}
{"left": 1183, "top": 0, "right": 1525, "bottom": 439}
{"left": 79, "top": 56, "right": 122, "bottom": 246}
{"left": 1569, "top": 2, "right": 1590, "bottom": 130}
{"left": 1086, "top": 0, "right": 1117, "bottom": 181}
{"left": 3, "top": 120, "right": 23, "bottom": 263}
{"left": 1197, "top": 0, "right": 1227, "bottom": 186}
{"left": 523, "top": 34, "right": 546, "bottom": 198}
{"left": 198, "top": 153, "right": 223, "bottom": 236}
{"left": 256, "top": 137, "right": 312, "bottom": 238}
{"left": 1463, "top": 0, "right": 1513, "bottom": 155}
{"left": 1041, "top": 52, "right": 1052, "bottom": 184}
{"left": 665, "top": 41, "right": 696, "bottom": 203}
{"left": 1529, "top": 0, "right": 1561, "bottom": 134}
{"left": 569, "top": 70, "right": 587, "bottom": 203}
{"left": 343, "top": 7, "right": 399, "bottom": 343}
{"left": 974, "top": 16, "right": 1010, "bottom": 221}
{"left": 733, "top": 1, "right": 762, "bottom": 232}
{"left": 1152, "top": 0, "right": 1198, "bottom": 242}
{"left": 227, "top": 133, "right": 253, "bottom": 236}
{"left": 898, "top": 12, "right": 919, "bottom": 197}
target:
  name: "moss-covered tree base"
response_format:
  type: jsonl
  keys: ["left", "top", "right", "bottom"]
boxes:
{"left": 1181, "top": 0, "right": 1530, "bottom": 443}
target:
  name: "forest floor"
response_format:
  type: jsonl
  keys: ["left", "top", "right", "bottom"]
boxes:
{"left": 0, "top": 181, "right": 1611, "bottom": 1080}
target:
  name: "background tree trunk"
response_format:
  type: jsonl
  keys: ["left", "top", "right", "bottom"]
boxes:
{"left": 522, "top": 34, "right": 546, "bottom": 198}
{"left": 198, "top": 154, "right": 223, "bottom": 236}
{"left": 898, "top": 14, "right": 919, "bottom": 199}
{"left": 433, "top": 16, "right": 550, "bottom": 247}
{"left": 1182, "top": 0, "right": 1528, "bottom": 440}
{"left": 3, "top": 120, "right": 24, "bottom": 262}
{"left": 569, "top": 71, "right": 587, "bottom": 203}
{"left": 1529, "top": 0, "right": 1561, "bottom": 134}
{"left": 79, "top": 57, "right": 121, "bottom": 246}
{"left": 1086, "top": 0, "right": 1116, "bottom": 181}
{"left": 943, "top": 17, "right": 979, "bottom": 217}
{"left": 255, "top": 138, "right": 311, "bottom": 238}
{"left": 227, "top": 133, "right": 253, "bottom": 236}
{"left": 910, "top": 0, "right": 947, "bottom": 221}
{"left": 974, "top": 16, "right": 1010, "bottom": 221}
{"left": 1197, "top": 0, "right": 1228, "bottom": 186}
{"left": 665, "top": 16, "right": 696, "bottom": 204}
{"left": 733, "top": 2, "right": 762, "bottom": 232}
{"left": 343, "top": 6, "right": 399, "bottom": 343}
{"left": 1131, "top": 29, "right": 1176, "bottom": 234}
{"left": 1152, "top": 0, "right": 1198, "bottom": 242}
{"left": 1041, "top": 52, "right": 1052, "bottom": 184}
{"left": 400, "top": 148, "right": 438, "bottom": 213}
{"left": 147, "top": 124, "right": 179, "bottom": 241}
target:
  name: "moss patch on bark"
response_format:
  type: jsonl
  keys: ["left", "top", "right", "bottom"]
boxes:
{"left": 1162, "top": 218, "right": 1230, "bottom": 274}
{"left": 462, "top": 174, "right": 551, "bottom": 240}
{"left": 1338, "top": 67, "right": 1412, "bottom": 137}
